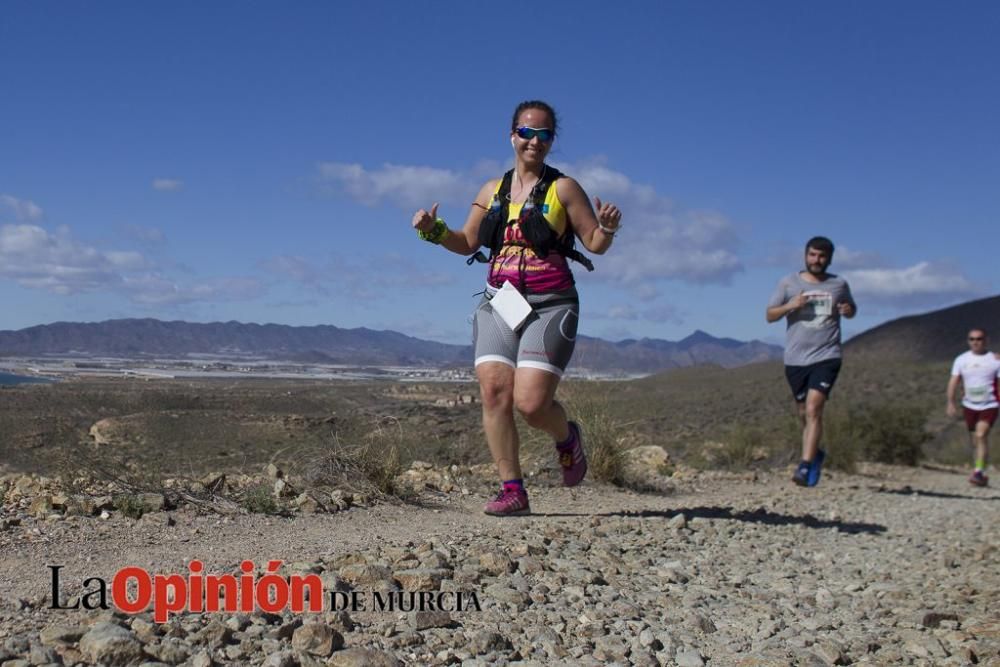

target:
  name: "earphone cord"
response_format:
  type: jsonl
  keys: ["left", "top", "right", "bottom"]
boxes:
{"left": 508, "top": 164, "right": 546, "bottom": 203}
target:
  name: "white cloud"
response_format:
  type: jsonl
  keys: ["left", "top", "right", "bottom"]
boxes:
{"left": 0, "top": 224, "right": 147, "bottom": 294}
{"left": 764, "top": 240, "right": 984, "bottom": 310}
{"left": 152, "top": 178, "right": 183, "bottom": 192}
{"left": 260, "top": 255, "right": 327, "bottom": 290}
{"left": 318, "top": 157, "right": 743, "bottom": 285}
{"left": 831, "top": 246, "right": 888, "bottom": 271}
{"left": 261, "top": 252, "right": 454, "bottom": 299}
{"left": 0, "top": 194, "right": 44, "bottom": 222}
{"left": 562, "top": 159, "right": 742, "bottom": 284}
{"left": 589, "top": 302, "right": 683, "bottom": 325}
{"left": 333, "top": 253, "right": 453, "bottom": 299}
{"left": 644, "top": 304, "right": 685, "bottom": 324}
{"left": 596, "top": 208, "right": 743, "bottom": 285}
{"left": 374, "top": 317, "right": 469, "bottom": 344}
{"left": 367, "top": 252, "right": 454, "bottom": 289}
{"left": 596, "top": 325, "right": 636, "bottom": 342}
{"left": 606, "top": 305, "right": 640, "bottom": 320}
{"left": 766, "top": 242, "right": 983, "bottom": 310}
{"left": 121, "top": 224, "right": 166, "bottom": 246}
{"left": 761, "top": 242, "right": 882, "bottom": 271}
{"left": 317, "top": 162, "right": 481, "bottom": 210}
{"left": 555, "top": 162, "right": 648, "bottom": 202}
{"left": 122, "top": 275, "right": 264, "bottom": 305}
{"left": 634, "top": 284, "right": 660, "bottom": 301}
{"left": 0, "top": 222, "right": 261, "bottom": 307}
{"left": 267, "top": 298, "right": 323, "bottom": 309}
{"left": 844, "top": 262, "right": 979, "bottom": 302}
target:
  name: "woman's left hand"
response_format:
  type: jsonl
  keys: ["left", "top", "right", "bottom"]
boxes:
{"left": 594, "top": 196, "right": 622, "bottom": 232}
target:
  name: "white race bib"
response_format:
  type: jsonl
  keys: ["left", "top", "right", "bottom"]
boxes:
{"left": 490, "top": 281, "right": 533, "bottom": 331}
{"left": 966, "top": 384, "right": 992, "bottom": 403}
{"left": 807, "top": 291, "right": 833, "bottom": 316}
{"left": 801, "top": 290, "right": 833, "bottom": 328}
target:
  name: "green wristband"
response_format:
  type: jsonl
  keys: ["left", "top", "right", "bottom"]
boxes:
{"left": 417, "top": 218, "right": 449, "bottom": 244}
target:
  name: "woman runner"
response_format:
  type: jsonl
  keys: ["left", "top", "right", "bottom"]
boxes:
{"left": 411, "top": 100, "right": 622, "bottom": 515}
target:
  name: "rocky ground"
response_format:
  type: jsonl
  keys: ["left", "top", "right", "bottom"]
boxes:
{"left": 1, "top": 461, "right": 998, "bottom": 667}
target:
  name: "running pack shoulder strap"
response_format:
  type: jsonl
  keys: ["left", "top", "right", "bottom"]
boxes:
{"left": 467, "top": 166, "right": 594, "bottom": 272}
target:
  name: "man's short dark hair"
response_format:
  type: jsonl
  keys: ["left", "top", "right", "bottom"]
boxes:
{"left": 805, "top": 236, "right": 835, "bottom": 255}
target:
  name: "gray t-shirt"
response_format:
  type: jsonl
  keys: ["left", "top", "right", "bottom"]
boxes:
{"left": 768, "top": 272, "right": 855, "bottom": 366}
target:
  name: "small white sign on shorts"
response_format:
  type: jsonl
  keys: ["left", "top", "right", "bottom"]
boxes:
{"left": 490, "top": 281, "right": 533, "bottom": 331}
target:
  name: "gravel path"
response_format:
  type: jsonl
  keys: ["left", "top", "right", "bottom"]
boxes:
{"left": 1, "top": 464, "right": 998, "bottom": 666}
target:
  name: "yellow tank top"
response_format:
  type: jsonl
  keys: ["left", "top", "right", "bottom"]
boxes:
{"left": 495, "top": 177, "right": 568, "bottom": 234}
{"left": 487, "top": 176, "right": 574, "bottom": 292}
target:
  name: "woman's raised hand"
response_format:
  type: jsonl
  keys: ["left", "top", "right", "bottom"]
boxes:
{"left": 593, "top": 196, "right": 622, "bottom": 231}
{"left": 412, "top": 203, "right": 439, "bottom": 233}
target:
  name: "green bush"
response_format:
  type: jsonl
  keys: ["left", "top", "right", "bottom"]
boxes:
{"left": 812, "top": 408, "right": 860, "bottom": 473}
{"left": 717, "top": 425, "right": 770, "bottom": 469}
{"left": 923, "top": 424, "right": 975, "bottom": 466}
{"left": 240, "top": 484, "right": 280, "bottom": 515}
{"left": 112, "top": 494, "right": 147, "bottom": 519}
{"left": 823, "top": 403, "right": 929, "bottom": 467}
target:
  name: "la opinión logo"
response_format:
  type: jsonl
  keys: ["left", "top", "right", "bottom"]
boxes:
{"left": 49, "top": 561, "right": 481, "bottom": 623}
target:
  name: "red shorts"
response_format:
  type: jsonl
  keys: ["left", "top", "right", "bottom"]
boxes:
{"left": 964, "top": 407, "right": 998, "bottom": 430}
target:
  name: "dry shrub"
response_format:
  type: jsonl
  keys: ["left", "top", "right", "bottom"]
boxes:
{"left": 582, "top": 407, "right": 626, "bottom": 484}
{"left": 56, "top": 443, "right": 248, "bottom": 515}
{"left": 289, "top": 415, "right": 407, "bottom": 499}
{"left": 56, "top": 444, "right": 156, "bottom": 493}
{"left": 561, "top": 389, "right": 637, "bottom": 485}
{"left": 685, "top": 425, "right": 771, "bottom": 470}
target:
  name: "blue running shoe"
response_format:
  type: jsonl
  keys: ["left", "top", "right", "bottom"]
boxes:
{"left": 792, "top": 461, "right": 810, "bottom": 486}
{"left": 807, "top": 449, "right": 826, "bottom": 487}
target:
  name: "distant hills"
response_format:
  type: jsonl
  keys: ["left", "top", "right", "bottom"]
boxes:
{"left": 573, "top": 330, "right": 782, "bottom": 373}
{"left": 0, "top": 319, "right": 782, "bottom": 375}
{"left": 846, "top": 295, "right": 1000, "bottom": 362}
{"left": 0, "top": 319, "right": 466, "bottom": 367}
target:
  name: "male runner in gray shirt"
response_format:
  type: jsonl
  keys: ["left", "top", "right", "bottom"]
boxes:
{"left": 767, "top": 236, "right": 857, "bottom": 487}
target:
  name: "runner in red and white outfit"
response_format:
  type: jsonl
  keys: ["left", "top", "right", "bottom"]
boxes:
{"left": 947, "top": 328, "right": 1000, "bottom": 486}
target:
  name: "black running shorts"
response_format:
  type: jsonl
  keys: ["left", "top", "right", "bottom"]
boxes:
{"left": 784, "top": 358, "right": 842, "bottom": 403}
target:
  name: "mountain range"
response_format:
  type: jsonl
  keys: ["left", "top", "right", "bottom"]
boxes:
{"left": 0, "top": 319, "right": 783, "bottom": 375}
{"left": 845, "top": 294, "right": 1000, "bottom": 362}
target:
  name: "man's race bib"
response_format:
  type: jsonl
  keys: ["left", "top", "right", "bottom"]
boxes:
{"left": 801, "top": 291, "right": 833, "bottom": 329}
{"left": 966, "top": 384, "right": 994, "bottom": 404}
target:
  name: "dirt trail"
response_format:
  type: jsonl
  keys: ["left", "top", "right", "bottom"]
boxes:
{"left": 1, "top": 464, "right": 998, "bottom": 665}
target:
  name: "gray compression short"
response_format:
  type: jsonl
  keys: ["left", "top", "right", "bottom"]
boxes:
{"left": 472, "top": 285, "right": 579, "bottom": 377}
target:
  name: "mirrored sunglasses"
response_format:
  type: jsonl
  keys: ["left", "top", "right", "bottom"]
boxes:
{"left": 515, "top": 126, "right": 554, "bottom": 143}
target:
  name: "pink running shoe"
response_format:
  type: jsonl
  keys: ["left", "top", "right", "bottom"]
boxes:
{"left": 969, "top": 470, "right": 989, "bottom": 487}
{"left": 557, "top": 421, "right": 588, "bottom": 487}
{"left": 483, "top": 488, "right": 530, "bottom": 516}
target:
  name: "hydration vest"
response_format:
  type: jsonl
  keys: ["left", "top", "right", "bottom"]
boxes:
{"left": 467, "top": 167, "right": 595, "bottom": 272}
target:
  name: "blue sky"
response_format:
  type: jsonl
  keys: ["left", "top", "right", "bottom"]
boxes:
{"left": 1, "top": 1, "right": 997, "bottom": 345}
